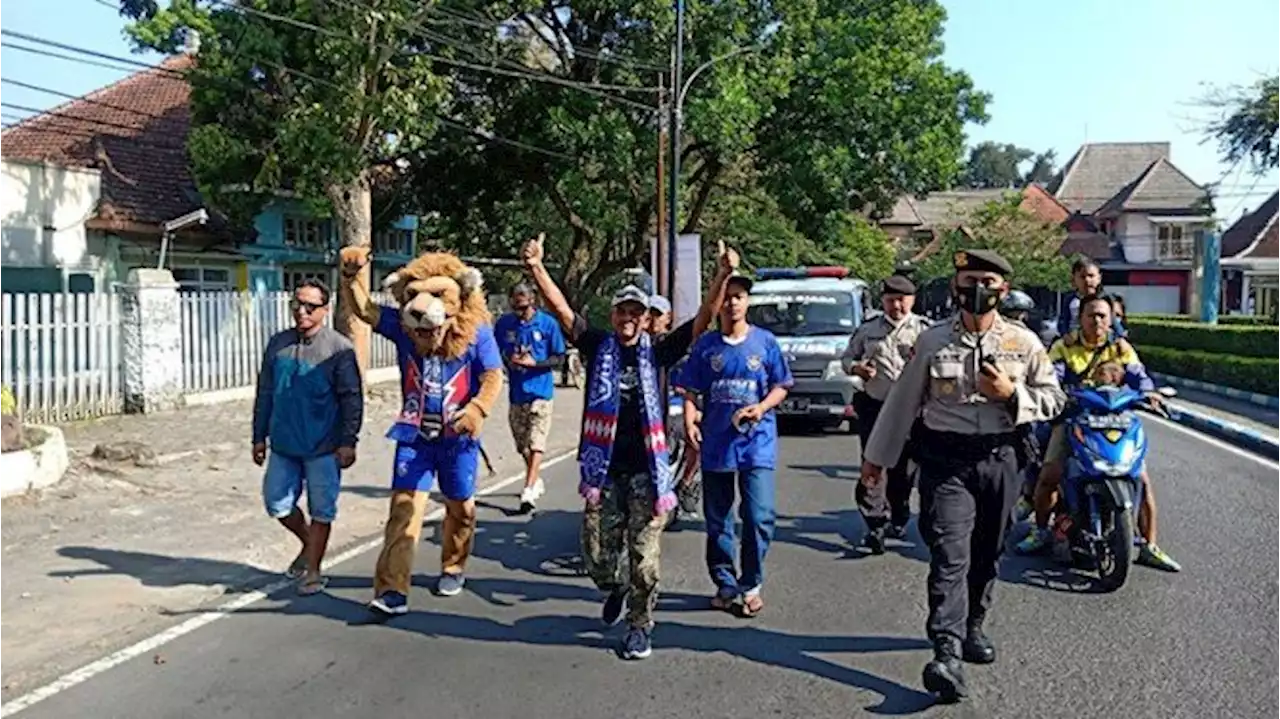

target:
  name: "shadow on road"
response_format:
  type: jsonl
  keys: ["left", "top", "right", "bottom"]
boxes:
{"left": 774, "top": 511, "right": 930, "bottom": 564}
{"left": 997, "top": 552, "right": 1100, "bottom": 593}
{"left": 50, "top": 546, "right": 277, "bottom": 594}
{"left": 207, "top": 582, "right": 938, "bottom": 716}
{"left": 789, "top": 463, "right": 862, "bottom": 481}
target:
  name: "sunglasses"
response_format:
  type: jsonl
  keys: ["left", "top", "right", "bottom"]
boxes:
{"left": 291, "top": 299, "right": 327, "bottom": 314}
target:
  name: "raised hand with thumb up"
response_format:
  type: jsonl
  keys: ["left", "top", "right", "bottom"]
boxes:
{"left": 717, "top": 239, "right": 740, "bottom": 273}
{"left": 521, "top": 232, "right": 545, "bottom": 268}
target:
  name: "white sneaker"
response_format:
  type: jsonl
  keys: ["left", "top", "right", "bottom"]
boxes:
{"left": 519, "top": 484, "right": 539, "bottom": 512}
{"left": 531, "top": 479, "right": 546, "bottom": 499}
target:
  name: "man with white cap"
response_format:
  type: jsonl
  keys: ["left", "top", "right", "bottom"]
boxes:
{"left": 522, "top": 233, "right": 735, "bottom": 660}
{"left": 647, "top": 294, "right": 673, "bottom": 334}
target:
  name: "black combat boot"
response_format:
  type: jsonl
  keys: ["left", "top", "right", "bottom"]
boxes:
{"left": 922, "top": 636, "right": 968, "bottom": 703}
{"left": 962, "top": 618, "right": 996, "bottom": 664}
{"left": 860, "top": 526, "right": 886, "bottom": 555}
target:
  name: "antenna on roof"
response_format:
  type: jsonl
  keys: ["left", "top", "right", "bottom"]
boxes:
{"left": 182, "top": 29, "right": 200, "bottom": 56}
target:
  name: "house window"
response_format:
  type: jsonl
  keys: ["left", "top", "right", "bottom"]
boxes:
{"left": 284, "top": 268, "right": 334, "bottom": 294}
{"left": 1156, "top": 224, "right": 1194, "bottom": 260}
{"left": 172, "top": 266, "right": 233, "bottom": 292}
{"left": 374, "top": 228, "right": 414, "bottom": 256}
{"left": 283, "top": 216, "right": 331, "bottom": 252}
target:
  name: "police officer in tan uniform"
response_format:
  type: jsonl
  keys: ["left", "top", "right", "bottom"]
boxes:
{"left": 861, "top": 249, "right": 1065, "bottom": 704}
{"left": 842, "top": 274, "right": 928, "bottom": 553}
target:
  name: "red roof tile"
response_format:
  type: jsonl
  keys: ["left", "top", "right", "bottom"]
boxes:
{"left": 1, "top": 55, "right": 207, "bottom": 233}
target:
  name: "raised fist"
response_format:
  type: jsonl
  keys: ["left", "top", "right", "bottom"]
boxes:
{"left": 717, "top": 239, "right": 740, "bottom": 272}
{"left": 521, "top": 232, "right": 546, "bottom": 268}
{"left": 339, "top": 246, "right": 371, "bottom": 277}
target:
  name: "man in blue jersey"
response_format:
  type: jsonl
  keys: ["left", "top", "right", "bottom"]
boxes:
{"left": 495, "top": 283, "right": 567, "bottom": 514}
{"left": 677, "top": 272, "right": 793, "bottom": 618}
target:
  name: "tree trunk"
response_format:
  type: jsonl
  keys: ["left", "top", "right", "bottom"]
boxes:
{"left": 327, "top": 174, "right": 373, "bottom": 376}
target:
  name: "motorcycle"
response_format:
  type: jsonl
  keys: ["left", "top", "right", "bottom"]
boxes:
{"left": 663, "top": 390, "right": 702, "bottom": 530}
{"left": 1050, "top": 385, "right": 1173, "bottom": 591}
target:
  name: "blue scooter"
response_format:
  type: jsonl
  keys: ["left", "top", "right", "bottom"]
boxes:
{"left": 1052, "top": 385, "right": 1170, "bottom": 591}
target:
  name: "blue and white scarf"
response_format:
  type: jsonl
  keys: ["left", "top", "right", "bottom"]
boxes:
{"left": 577, "top": 332, "right": 677, "bottom": 515}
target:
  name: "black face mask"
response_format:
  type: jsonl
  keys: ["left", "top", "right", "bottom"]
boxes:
{"left": 954, "top": 284, "right": 1001, "bottom": 316}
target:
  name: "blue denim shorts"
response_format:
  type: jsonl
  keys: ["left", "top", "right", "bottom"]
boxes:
{"left": 262, "top": 452, "right": 342, "bottom": 523}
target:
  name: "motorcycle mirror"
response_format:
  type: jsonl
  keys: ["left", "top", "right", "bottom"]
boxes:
{"left": 1157, "top": 386, "right": 1178, "bottom": 398}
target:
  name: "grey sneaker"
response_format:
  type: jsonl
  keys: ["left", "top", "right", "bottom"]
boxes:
{"left": 437, "top": 573, "right": 465, "bottom": 596}
{"left": 621, "top": 626, "right": 652, "bottom": 660}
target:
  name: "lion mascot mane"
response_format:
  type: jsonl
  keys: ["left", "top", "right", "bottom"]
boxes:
{"left": 339, "top": 246, "right": 504, "bottom": 608}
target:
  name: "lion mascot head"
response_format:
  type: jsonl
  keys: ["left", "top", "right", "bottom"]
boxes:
{"left": 380, "top": 252, "right": 491, "bottom": 359}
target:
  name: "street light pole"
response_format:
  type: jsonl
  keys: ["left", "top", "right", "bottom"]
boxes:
{"left": 665, "top": 0, "right": 684, "bottom": 306}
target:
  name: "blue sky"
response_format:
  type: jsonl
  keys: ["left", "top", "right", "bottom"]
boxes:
{"left": 3, "top": 0, "right": 1278, "bottom": 222}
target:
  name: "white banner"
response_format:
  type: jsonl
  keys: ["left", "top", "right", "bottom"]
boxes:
{"left": 672, "top": 233, "right": 702, "bottom": 326}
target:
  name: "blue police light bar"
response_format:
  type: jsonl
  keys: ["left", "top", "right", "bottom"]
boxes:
{"left": 755, "top": 266, "right": 850, "bottom": 280}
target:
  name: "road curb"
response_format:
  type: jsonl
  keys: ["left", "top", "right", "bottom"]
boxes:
{"left": 1167, "top": 405, "right": 1280, "bottom": 459}
{"left": 1152, "top": 372, "right": 1278, "bottom": 410}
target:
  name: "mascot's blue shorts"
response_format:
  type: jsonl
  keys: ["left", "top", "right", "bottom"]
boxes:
{"left": 392, "top": 436, "right": 480, "bottom": 501}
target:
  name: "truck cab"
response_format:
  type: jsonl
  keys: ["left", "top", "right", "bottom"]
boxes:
{"left": 748, "top": 267, "right": 869, "bottom": 432}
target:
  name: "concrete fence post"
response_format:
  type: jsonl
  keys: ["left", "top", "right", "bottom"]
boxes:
{"left": 120, "top": 268, "right": 184, "bottom": 413}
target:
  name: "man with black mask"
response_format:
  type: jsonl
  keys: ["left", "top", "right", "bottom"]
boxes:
{"left": 860, "top": 249, "right": 1065, "bottom": 704}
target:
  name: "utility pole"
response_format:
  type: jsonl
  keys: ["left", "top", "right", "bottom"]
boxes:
{"left": 666, "top": 0, "right": 684, "bottom": 306}
{"left": 655, "top": 73, "right": 667, "bottom": 298}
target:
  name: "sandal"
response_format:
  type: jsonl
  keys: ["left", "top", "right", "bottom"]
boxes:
{"left": 297, "top": 575, "right": 329, "bottom": 596}
{"left": 285, "top": 553, "right": 308, "bottom": 580}
{"left": 710, "top": 588, "right": 738, "bottom": 612}
{"left": 739, "top": 594, "right": 764, "bottom": 618}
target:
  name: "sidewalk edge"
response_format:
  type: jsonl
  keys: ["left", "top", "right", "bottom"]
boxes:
{"left": 1168, "top": 405, "right": 1280, "bottom": 460}
{"left": 1152, "top": 372, "right": 1279, "bottom": 410}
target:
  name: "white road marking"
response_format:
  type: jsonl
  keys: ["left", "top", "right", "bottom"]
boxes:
{"left": 0, "top": 451, "right": 576, "bottom": 717}
{"left": 1144, "top": 413, "right": 1280, "bottom": 469}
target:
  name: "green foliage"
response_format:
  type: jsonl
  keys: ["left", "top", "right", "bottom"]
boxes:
{"left": 1141, "top": 346, "right": 1278, "bottom": 396}
{"left": 121, "top": 0, "right": 448, "bottom": 235}
{"left": 961, "top": 143, "right": 1058, "bottom": 189}
{"left": 916, "top": 193, "right": 1071, "bottom": 290}
{"left": 1199, "top": 75, "right": 1279, "bottom": 177}
{"left": 1126, "top": 319, "right": 1279, "bottom": 359}
{"left": 813, "top": 212, "right": 896, "bottom": 282}
{"left": 418, "top": 0, "right": 986, "bottom": 306}
{"left": 1128, "top": 313, "right": 1277, "bottom": 327}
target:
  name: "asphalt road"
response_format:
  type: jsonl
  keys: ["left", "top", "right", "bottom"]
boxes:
{"left": 10, "top": 419, "right": 1278, "bottom": 719}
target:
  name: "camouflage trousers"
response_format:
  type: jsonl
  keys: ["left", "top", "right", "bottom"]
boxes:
{"left": 581, "top": 470, "right": 665, "bottom": 629}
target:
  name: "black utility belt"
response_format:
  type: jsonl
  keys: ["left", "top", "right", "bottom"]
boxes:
{"left": 914, "top": 428, "right": 1020, "bottom": 462}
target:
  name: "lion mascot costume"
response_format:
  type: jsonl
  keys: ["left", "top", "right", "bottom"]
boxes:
{"left": 339, "top": 246, "right": 503, "bottom": 613}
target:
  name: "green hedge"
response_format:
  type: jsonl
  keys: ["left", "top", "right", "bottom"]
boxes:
{"left": 1127, "top": 319, "right": 1279, "bottom": 358}
{"left": 1141, "top": 346, "right": 1278, "bottom": 396}
{"left": 1129, "top": 313, "right": 1277, "bottom": 327}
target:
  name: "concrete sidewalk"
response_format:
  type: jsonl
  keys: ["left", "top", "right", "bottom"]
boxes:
{"left": 0, "top": 384, "right": 584, "bottom": 700}
{"left": 1164, "top": 386, "right": 1279, "bottom": 458}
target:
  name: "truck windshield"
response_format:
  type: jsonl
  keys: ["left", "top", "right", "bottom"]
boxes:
{"left": 747, "top": 292, "right": 857, "bottom": 337}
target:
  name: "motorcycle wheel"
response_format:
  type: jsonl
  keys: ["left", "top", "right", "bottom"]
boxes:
{"left": 1095, "top": 504, "right": 1135, "bottom": 592}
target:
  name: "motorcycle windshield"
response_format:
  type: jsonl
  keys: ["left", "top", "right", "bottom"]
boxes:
{"left": 1073, "top": 386, "right": 1144, "bottom": 414}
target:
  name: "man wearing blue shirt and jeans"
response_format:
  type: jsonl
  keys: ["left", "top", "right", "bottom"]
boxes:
{"left": 678, "top": 273, "right": 793, "bottom": 617}
{"left": 252, "top": 280, "right": 363, "bottom": 596}
{"left": 495, "top": 283, "right": 567, "bottom": 513}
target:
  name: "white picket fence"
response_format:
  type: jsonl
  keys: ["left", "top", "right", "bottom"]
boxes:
{"left": 2, "top": 292, "right": 124, "bottom": 423}
{"left": 2, "top": 290, "right": 401, "bottom": 424}
{"left": 178, "top": 290, "right": 400, "bottom": 394}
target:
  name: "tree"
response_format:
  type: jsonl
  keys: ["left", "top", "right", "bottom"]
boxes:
{"left": 916, "top": 194, "right": 1071, "bottom": 291}
{"left": 120, "top": 0, "right": 447, "bottom": 369}
{"left": 813, "top": 212, "right": 897, "bottom": 283}
{"left": 417, "top": 0, "right": 987, "bottom": 307}
{"left": 1198, "top": 76, "right": 1279, "bottom": 176}
{"left": 962, "top": 142, "right": 1033, "bottom": 188}
{"left": 1023, "top": 150, "right": 1057, "bottom": 185}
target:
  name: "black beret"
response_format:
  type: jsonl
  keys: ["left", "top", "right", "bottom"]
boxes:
{"left": 953, "top": 249, "right": 1012, "bottom": 276}
{"left": 882, "top": 275, "right": 916, "bottom": 296}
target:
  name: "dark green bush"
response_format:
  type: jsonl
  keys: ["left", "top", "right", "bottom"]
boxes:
{"left": 1141, "top": 346, "right": 1278, "bottom": 395}
{"left": 1127, "top": 319, "right": 1278, "bottom": 358}
{"left": 1129, "top": 313, "right": 1276, "bottom": 327}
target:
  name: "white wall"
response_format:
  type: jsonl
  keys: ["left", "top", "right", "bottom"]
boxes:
{"left": 1, "top": 161, "right": 101, "bottom": 269}
{"left": 1116, "top": 212, "right": 1155, "bottom": 263}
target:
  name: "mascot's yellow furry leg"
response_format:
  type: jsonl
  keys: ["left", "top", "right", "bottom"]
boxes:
{"left": 373, "top": 490, "right": 430, "bottom": 596}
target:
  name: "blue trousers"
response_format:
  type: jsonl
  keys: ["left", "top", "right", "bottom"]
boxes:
{"left": 702, "top": 467, "right": 777, "bottom": 596}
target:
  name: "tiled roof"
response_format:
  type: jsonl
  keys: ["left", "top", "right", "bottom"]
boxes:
{"left": 1048, "top": 142, "right": 1173, "bottom": 213}
{"left": 1093, "top": 157, "right": 1209, "bottom": 218}
{"left": 879, "top": 189, "right": 1014, "bottom": 229}
{"left": 1, "top": 55, "right": 208, "bottom": 234}
{"left": 1222, "top": 191, "right": 1279, "bottom": 259}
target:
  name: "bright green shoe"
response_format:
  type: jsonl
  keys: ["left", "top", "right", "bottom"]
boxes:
{"left": 1012, "top": 497, "right": 1034, "bottom": 523}
{"left": 1137, "top": 543, "right": 1182, "bottom": 572}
